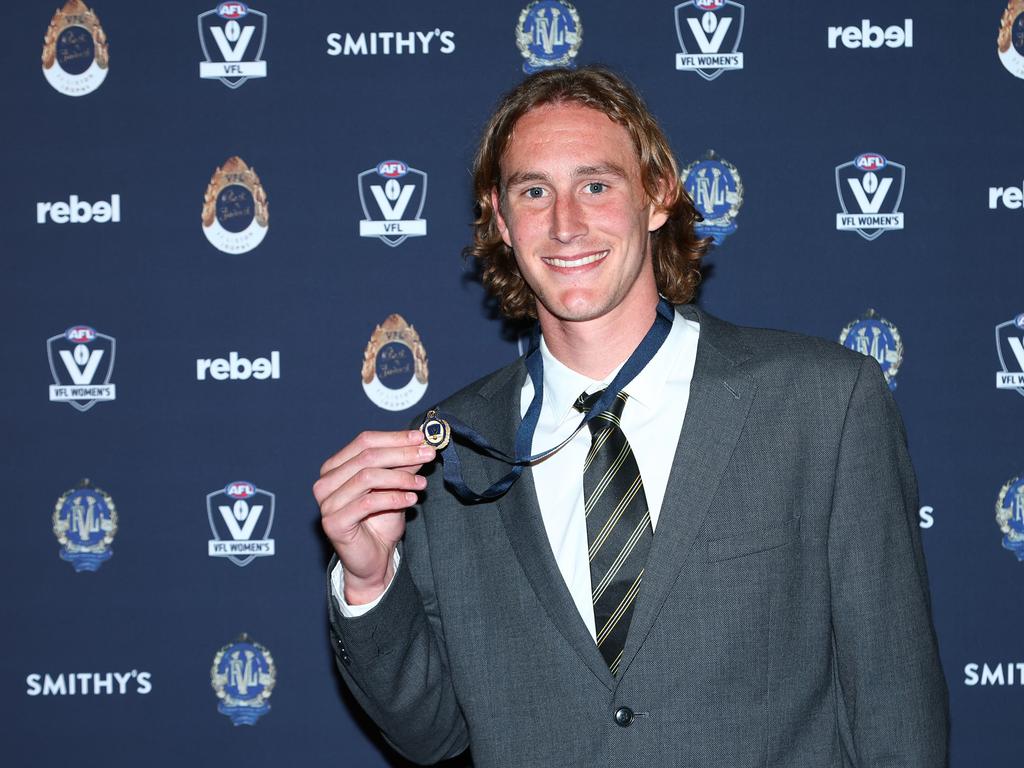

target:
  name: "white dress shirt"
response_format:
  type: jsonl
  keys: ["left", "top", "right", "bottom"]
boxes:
{"left": 333, "top": 310, "right": 700, "bottom": 637}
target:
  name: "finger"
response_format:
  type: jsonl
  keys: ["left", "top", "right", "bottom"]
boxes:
{"left": 314, "top": 445, "right": 434, "bottom": 503}
{"left": 321, "top": 488, "right": 419, "bottom": 541}
{"left": 393, "top": 464, "right": 427, "bottom": 473}
{"left": 317, "top": 466, "right": 427, "bottom": 513}
{"left": 320, "top": 430, "right": 424, "bottom": 475}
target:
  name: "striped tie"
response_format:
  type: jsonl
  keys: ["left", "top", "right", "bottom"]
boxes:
{"left": 575, "top": 390, "right": 652, "bottom": 677}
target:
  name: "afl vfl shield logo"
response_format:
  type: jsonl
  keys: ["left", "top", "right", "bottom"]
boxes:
{"left": 835, "top": 153, "right": 905, "bottom": 240}
{"left": 358, "top": 160, "right": 427, "bottom": 247}
{"left": 41, "top": 1, "right": 109, "bottom": 96}
{"left": 840, "top": 310, "right": 903, "bottom": 390}
{"left": 996, "top": 313, "right": 1024, "bottom": 397}
{"left": 202, "top": 157, "right": 269, "bottom": 254}
{"left": 47, "top": 325, "right": 116, "bottom": 411}
{"left": 998, "top": 1, "right": 1024, "bottom": 79}
{"left": 53, "top": 480, "right": 117, "bottom": 572}
{"left": 207, "top": 481, "right": 275, "bottom": 566}
{"left": 675, "top": 0, "right": 744, "bottom": 80}
{"left": 996, "top": 475, "right": 1024, "bottom": 561}
{"left": 211, "top": 634, "right": 275, "bottom": 725}
{"left": 198, "top": 3, "right": 267, "bottom": 88}
{"left": 362, "top": 315, "right": 429, "bottom": 411}
{"left": 517, "top": 1, "right": 582, "bottom": 73}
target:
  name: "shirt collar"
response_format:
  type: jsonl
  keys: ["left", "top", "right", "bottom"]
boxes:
{"left": 537, "top": 309, "right": 689, "bottom": 427}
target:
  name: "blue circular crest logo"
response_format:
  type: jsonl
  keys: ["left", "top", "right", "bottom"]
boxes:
{"left": 996, "top": 475, "right": 1024, "bottom": 561}
{"left": 839, "top": 310, "right": 903, "bottom": 390}
{"left": 211, "top": 634, "right": 276, "bottom": 726}
{"left": 682, "top": 151, "right": 743, "bottom": 246}
{"left": 52, "top": 481, "right": 117, "bottom": 572}
{"left": 516, "top": 1, "right": 582, "bottom": 73}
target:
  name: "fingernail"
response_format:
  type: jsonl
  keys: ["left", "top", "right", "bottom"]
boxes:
{"left": 405, "top": 492, "right": 418, "bottom": 504}
{"left": 418, "top": 446, "right": 435, "bottom": 459}
{"left": 409, "top": 430, "right": 423, "bottom": 441}
{"left": 415, "top": 475, "right": 427, "bottom": 488}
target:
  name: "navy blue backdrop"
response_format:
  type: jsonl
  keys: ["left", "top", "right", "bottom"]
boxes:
{"left": 3, "top": 1, "right": 1023, "bottom": 765}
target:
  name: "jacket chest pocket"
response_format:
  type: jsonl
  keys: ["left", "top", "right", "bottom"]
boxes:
{"left": 704, "top": 516, "right": 801, "bottom": 562}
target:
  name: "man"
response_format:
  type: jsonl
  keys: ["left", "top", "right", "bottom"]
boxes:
{"left": 314, "top": 67, "right": 948, "bottom": 767}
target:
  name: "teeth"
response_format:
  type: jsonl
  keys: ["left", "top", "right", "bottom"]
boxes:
{"left": 545, "top": 251, "right": 608, "bottom": 268}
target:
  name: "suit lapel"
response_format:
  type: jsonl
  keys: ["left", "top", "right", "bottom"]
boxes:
{"left": 476, "top": 363, "right": 615, "bottom": 690}
{"left": 616, "top": 306, "right": 757, "bottom": 680}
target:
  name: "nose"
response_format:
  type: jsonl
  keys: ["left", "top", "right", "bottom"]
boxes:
{"left": 549, "top": 193, "right": 587, "bottom": 243}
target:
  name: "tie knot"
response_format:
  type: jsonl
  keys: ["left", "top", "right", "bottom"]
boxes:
{"left": 574, "top": 389, "right": 628, "bottom": 421}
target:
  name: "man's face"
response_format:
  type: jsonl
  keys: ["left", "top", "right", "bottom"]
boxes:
{"left": 492, "top": 102, "right": 667, "bottom": 327}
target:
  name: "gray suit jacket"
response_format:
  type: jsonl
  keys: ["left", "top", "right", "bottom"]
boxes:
{"left": 328, "top": 306, "right": 948, "bottom": 767}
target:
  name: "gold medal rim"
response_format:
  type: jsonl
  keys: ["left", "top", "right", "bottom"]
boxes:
{"left": 421, "top": 416, "right": 451, "bottom": 451}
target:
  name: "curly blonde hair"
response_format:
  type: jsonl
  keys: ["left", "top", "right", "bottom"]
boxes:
{"left": 466, "top": 66, "right": 709, "bottom": 320}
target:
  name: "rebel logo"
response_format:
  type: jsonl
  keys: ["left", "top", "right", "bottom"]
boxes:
{"left": 989, "top": 180, "right": 1024, "bottom": 210}
{"left": 37, "top": 194, "right": 120, "bottom": 223}
{"left": 827, "top": 19, "right": 914, "bottom": 49}
{"left": 196, "top": 351, "right": 280, "bottom": 381}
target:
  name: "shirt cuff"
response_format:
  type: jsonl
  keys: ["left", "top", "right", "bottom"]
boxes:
{"left": 330, "top": 549, "right": 402, "bottom": 617}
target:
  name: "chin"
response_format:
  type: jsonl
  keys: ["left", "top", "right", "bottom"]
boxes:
{"left": 543, "top": 294, "right": 613, "bottom": 323}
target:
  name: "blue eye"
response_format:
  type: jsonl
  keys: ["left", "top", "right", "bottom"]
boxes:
{"left": 526, "top": 187, "right": 545, "bottom": 199}
{"left": 586, "top": 182, "right": 607, "bottom": 194}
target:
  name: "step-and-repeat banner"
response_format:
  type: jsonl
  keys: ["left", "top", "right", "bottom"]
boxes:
{"left": 3, "top": 1, "right": 1022, "bottom": 765}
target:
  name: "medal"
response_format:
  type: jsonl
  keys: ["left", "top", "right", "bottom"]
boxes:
{"left": 424, "top": 298, "right": 675, "bottom": 503}
{"left": 420, "top": 410, "right": 452, "bottom": 450}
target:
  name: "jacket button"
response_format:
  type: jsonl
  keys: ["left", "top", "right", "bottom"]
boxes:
{"left": 614, "top": 706, "right": 634, "bottom": 727}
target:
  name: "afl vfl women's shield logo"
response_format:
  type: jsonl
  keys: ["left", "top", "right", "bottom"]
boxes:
{"left": 675, "top": 0, "right": 745, "bottom": 80}
{"left": 47, "top": 325, "right": 117, "bottom": 411}
{"left": 358, "top": 160, "right": 428, "bottom": 247}
{"left": 835, "top": 153, "right": 905, "bottom": 241}
{"left": 995, "top": 313, "right": 1024, "bottom": 397}
{"left": 198, "top": 3, "right": 268, "bottom": 88}
{"left": 207, "top": 481, "right": 276, "bottom": 566}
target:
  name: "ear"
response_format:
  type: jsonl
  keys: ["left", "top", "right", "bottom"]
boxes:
{"left": 491, "top": 187, "right": 513, "bottom": 247}
{"left": 647, "top": 176, "right": 672, "bottom": 233}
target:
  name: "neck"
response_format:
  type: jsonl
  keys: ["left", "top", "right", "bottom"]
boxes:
{"left": 538, "top": 300, "right": 660, "bottom": 380}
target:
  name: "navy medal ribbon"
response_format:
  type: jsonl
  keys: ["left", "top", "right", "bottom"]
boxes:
{"left": 420, "top": 299, "right": 675, "bottom": 503}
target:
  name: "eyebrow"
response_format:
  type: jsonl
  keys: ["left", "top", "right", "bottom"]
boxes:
{"left": 503, "top": 163, "right": 629, "bottom": 191}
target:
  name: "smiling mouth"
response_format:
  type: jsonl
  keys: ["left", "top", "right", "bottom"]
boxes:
{"left": 542, "top": 250, "right": 609, "bottom": 269}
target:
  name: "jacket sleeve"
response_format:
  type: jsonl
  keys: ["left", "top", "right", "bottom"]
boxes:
{"left": 827, "top": 355, "right": 949, "bottom": 767}
{"left": 326, "top": 487, "right": 469, "bottom": 765}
